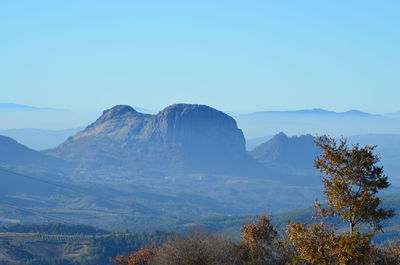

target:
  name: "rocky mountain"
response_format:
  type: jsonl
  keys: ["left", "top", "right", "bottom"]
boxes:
{"left": 47, "top": 104, "right": 258, "bottom": 177}
{"left": 250, "top": 132, "right": 321, "bottom": 185}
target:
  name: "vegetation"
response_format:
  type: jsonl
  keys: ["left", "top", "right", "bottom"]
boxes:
{"left": 286, "top": 136, "right": 395, "bottom": 264}
{"left": 314, "top": 136, "right": 394, "bottom": 233}
{"left": 239, "top": 216, "right": 293, "bottom": 265}
{"left": 0, "top": 224, "right": 170, "bottom": 265}
{"left": 87, "top": 231, "right": 170, "bottom": 265}
{"left": 111, "top": 248, "right": 156, "bottom": 265}
{"left": 0, "top": 223, "right": 109, "bottom": 235}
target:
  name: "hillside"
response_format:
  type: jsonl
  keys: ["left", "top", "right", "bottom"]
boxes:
{"left": 0, "top": 225, "right": 170, "bottom": 265}
{"left": 2, "top": 191, "right": 400, "bottom": 265}
{"left": 0, "top": 128, "right": 82, "bottom": 151}
{"left": 250, "top": 132, "right": 321, "bottom": 185}
{"left": 0, "top": 135, "right": 71, "bottom": 176}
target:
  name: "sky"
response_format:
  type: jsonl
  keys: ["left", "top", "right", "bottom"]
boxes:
{"left": 1, "top": 0, "right": 400, "bottom": 114}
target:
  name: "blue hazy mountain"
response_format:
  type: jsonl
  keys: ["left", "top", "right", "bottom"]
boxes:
{"left": 385, "top": 111, "right": 400, "bottom": 118}
{"left": 246, "top": 135, "right": 273, "bottom": 150}
{"left": 0, "top": 103, "right": 66, "bottom": 112}
{"left": 234, "top": 108, "right": 399, "bottom": 139}
{"left": 0, "top": 103, "right": 38, "bottom": 110}
{"left": 0, "top": 127, "right": 83, "bottom": 151}
{"left": 0, "top": 103, "right": 97, "bottom": 131}
{"left": 247, "top": 132, "right": 400, "bottom": 186}
{"left": 0, "top": 135, "right": 71, "bottom": 175}
{"left": 250, "top": 132, "right": 321, "bottom": 185}
{"left": 247, "top": 108, "right": 381, "bottom": 117}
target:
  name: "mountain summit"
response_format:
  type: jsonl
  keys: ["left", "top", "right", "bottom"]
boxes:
{"left": 48, "top": 104, "right": 252, "bottom": 177}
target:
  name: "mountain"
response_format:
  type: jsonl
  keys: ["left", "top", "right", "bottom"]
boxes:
{"left": 248, "top": 108, "right": 380, "bottom": 117}
{"left": 235, "top": 108, "right": 400, "bottom": 139}
{"left": 0, "top": 103, "right": 97, "bottom": 130}
{"left": 384, "top": 111, "right": 400, "bottom": 118}
{"left": 47, "top": 104, "right": 258, "bottom": 177}
{"left": 249, "top": 132, "right": 400, "bottom": 186}
{"left": 131, "top": 105, "right": 158, "bottom": 114}
{"left": 246, "top": 135, "right": 272, "bottom": 151}
{"left": 0, "top": 135, "right": 70, "bottom": 173}
{"left": 0, "top": 127, "right": 83, "bottom": 151}
{"left": 250, "top": 132, "right": 321, "bottom": 185}
{"left": 0, "top": 103, "right": 65, "bottom": 112}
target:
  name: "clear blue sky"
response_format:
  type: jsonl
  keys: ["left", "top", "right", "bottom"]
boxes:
{"left": 1, "top": 0, "right": 399, "bottom": 113}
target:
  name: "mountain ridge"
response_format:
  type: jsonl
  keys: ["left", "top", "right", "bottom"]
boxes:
{"left": 245, "top": 108, "right": 382, "bottom": 117}
{"left": 0, "top": 103, "right": 66, "bottom": 112}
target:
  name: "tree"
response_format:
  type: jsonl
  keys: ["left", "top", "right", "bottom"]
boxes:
{"left": 110, "top": 248, "right": 155, "bottom": 265}
{"left": 287, "top": 136, "right": 395, "bottom": 265}
{"left": 240, "top": 216, "right": 293, "bottom": 265}
{"left": 287, "top": 221, "right": 371, "bottom": 265}
{"left": 314, "top": 136, "right": 394, "bottom": 234}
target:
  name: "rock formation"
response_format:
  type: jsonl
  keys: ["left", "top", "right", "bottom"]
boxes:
{"left": 47, "top": 104, "right": 255, "bottom": 177}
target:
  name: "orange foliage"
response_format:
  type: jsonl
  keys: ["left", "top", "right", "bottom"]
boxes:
{"left": 314, "top": 136, "right": 394, "bottom": 233}
{"left": 240, "top": 216, "right": 277, "bottom": 254}
{"left": 287, "top": 221, "right": 371, "bottom": 265}
{"left": 110, "top": 248, "right": 155, "bottom": 265}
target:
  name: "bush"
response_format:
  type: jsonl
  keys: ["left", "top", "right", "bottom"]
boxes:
{"left": 150, "top": 230, "right": 240, "bottom": 265}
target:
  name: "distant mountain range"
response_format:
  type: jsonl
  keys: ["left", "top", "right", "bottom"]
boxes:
{"left": 2, "top": 103, "right": 400, "bottom": 138}
{"left": 384, "top": 111, "right": 400, "bottom": 117}
{"left": 0, "top": 127, "right": 83, "bottom": 151}
{"left": 0, "top": 103, "right": 66, "bottom": 112}
{"left": 234, "top": 108, "right": 400, "bottom": 138}
{"left": 246, "top": 108, "right": 382, "bottom": 117}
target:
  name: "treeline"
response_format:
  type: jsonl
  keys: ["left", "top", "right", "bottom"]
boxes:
{"left": 0, "top": 223, "right": 109, "bottom": 235}
{"left": 87, "top": 231, "right": 171, "bottom": 265}
{"left": 111, "top": 218, "right": 400, "bottom": 265}
{"left": 23, "top": 231, "right": 171, "bottom": 265}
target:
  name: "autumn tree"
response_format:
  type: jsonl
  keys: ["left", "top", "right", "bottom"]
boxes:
{"left": 287, "top": 136, "right": 394, "bottom": 265}
{"left": 110, "top": 248, "right": 155, "bottom": 265}
{"left": 287, "top": 221, "right": 371, "bottom": 265}
{"left": 314, "top": 136, "right": 394, "bottom": 234}
{"left": 240, "top": 216, "right": 294, "bottom": 265}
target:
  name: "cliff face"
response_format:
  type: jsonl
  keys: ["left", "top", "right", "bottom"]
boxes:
{"left": 47, "top": 104, "right": 250, "bottom": 176}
